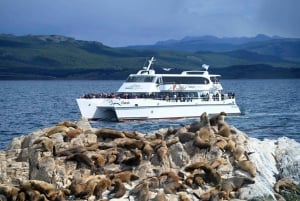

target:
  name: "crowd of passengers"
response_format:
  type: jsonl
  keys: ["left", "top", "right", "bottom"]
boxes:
{"left": 80, "top": 92, "right": 235, "bottom": 101}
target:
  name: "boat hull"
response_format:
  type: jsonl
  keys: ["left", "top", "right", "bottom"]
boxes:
{"left": 77, "top": 98, "right": 241, "bottom": 121}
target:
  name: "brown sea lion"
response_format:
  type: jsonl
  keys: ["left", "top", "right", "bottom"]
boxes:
{"left": 217, "top": 122, "right": 232, "bottom": 137}
{"left": 94, "top": 178, "right": 112, "bottom": 199}
{"left": 95, "top": 128, "right": 125, "bottom": 139}
{"left": 0, "top": 184, "right": 20, "bottom": 201}
{"left": 57, "top": 121, "right": 78, "bottom": 129}
{"left": 154, "top": 189, "right": 167, "bottom": 201}
{"left": 189, "top": 112, "right": 210, "bottom": 132}
{"left": 274, "top": 178, "right": 297, "bottom": 193}
{"left": 65, "top": 128, "right": 83, "bottom": 139}
{"left": 193, "top": 132, "right": 212, "bottom": 149}
{"left": 92, "top": 153, "right": 106, "bottom": 167}
{"left": 157, "top": 141, "right": 169, "bottom": 161}
{"left": 32, "top": 137, "right": 54, "bottom": 153}
{"left": 108, "top": 179, "right": 126, "bottom": 198}
{"left": 160, "top": 171, "right": 180, "bottom": 183}
{"left": 209, "top": 112, "right": 227, "bottom": 127}
{"left": 237, "top": 160, "right": 257, "bottom": 177}
{"left": 142, "top": 141, "right": 155, "bottom": 159}
{"left": 179, "top": 192, "right": 191, "bottom": 201}
{"left": 184, "top": 161, "right": 208, "bottom": 172}
{"left": 110, "top": 171, "right": 139, "bottom": 184}
{"left": 221, "top": 176, "right": 255, "bottom": 199}
{"left": 45, "top": 125, "right": 69, "bottom": 137}
{"left": 233, "top": 146, "right": 246, "bottom": 161}
{"left": 121, "top": 148, "right": 143, "bottom": 167}
{"left": 115, "top": 138, "right": 145, "bottom": 150}
{"left": 163, "top": 181, "right": 186, "bottom": 194}
{"left": 65, "top": 153, "right": 95, "bottom": 169}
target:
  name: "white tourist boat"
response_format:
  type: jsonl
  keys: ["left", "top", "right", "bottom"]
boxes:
{"left": 77, "top": 57, "right": 241, "bottom": 121}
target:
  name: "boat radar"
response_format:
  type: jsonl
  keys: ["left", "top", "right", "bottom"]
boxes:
{"left": 202, "top": 64, "right": 209, "bottom": 71}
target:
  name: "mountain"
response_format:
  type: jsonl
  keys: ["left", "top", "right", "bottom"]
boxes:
{"left": 0, "top": 34, "right": 299, "bottom": 79}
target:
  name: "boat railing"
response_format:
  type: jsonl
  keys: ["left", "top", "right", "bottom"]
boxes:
{"left": 79, "top": 92, "right": 235, "bottom": 102}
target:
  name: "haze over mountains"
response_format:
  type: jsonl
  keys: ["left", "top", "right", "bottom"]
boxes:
{"left": 0, "top": 34, "right": 299, "bottom": 79}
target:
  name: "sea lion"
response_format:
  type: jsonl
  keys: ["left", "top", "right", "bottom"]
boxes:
{"left": 157, "top": 141, "right": 169, "bottom": 162}
{"left": 92, "top": 153, "right": 106, "bottom": 167}
{"left": 115, "top": 138, "right": 145, "bottom": 150}
{"left": 237, "top": 160, "right": 256, "bottom": 177}
{"left": 184, "top": 161, "right": 208, "bottom": 172}
{"left": 108, "top": 179, "right": 126, "bottom": 198}
{"left": 193, "top": 132, "right": 211, "bottom": 149}
{"left": 94, "top": 178, "right": 112, "bottom": 199}
{"left": 65, "top": 153, "right": 95, "bottom": 169}
{"left": 154, "top": 189, "right": 167, "bottom": 201}
{"left": 65, "top": 128, "right": 83, "bottom": 140}
{"left": 121, "top": 148, "right": 143, "bottom": 167}
{"left": 198, "top": 164, "right": 222, "bottom": 186}
{"left": 163, "top": 181, "right": 186, "bottom": 194}
{"left": 0, "top": 184, "right": 20, "bottom": 201}
{"left": 209, "top": 112, "right": 227, "bottom": 127}
{"left": 57, "top": 121, "right": 78, "bottom": 129}
{"left": 199, "top": 187, "right": 225, "bottom": 201}
{"left": 32, "top": 137, "right": 54, "bottom": 153}
{"left": 217, "top": 122, "right": 232, "bottom": 137}
{"left": 189, "top": 112, "right": 210, "bottom": 132}
{"left": 160, "top": 171, "right": 180, "bottom": 183}
{"left": 45, "top": 125, "right": 69, "bottom": 137}
{"left": 179, "top": 192, "right": 191, "bottom": 201}
{"left": 22, "top": 180, "right": 56, "bottom": 198}
{"left": 221, "top": 176, "right": 255, "bottom": 199}
{"left": 142, "top": 141, "right": 155, "bottom": 159}
{"left": 274, "top": 178, "right": 297, "bottom": 193}
{"left": 95, "top": 128, "right": 125, "bottom": 139}
{"left": 110, "top": 171, "right": 139, "bottom": 184}
{"left": 233, "top": 146, "right": 246, "bottom": 161}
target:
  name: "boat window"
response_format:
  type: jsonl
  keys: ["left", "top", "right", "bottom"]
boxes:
{"left": 161, "top": 76, "right": 209, "bottom": 84}
{"left": 210, "top": 76, "right": 219, "bottom": 83}
{"left": 126, "top": 76, "right": 155, "bottom": 83}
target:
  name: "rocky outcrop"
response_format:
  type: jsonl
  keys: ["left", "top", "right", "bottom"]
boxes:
{"left": 0, "top": 114, "right": 299, "bottom": 201}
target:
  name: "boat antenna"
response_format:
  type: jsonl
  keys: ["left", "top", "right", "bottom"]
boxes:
{"left": 145, "top": 57, "right": 155, "bottom": 71}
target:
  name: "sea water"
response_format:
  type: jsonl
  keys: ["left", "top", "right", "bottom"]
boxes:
{"left": 0, "top": 79, "right": 300, "bottom": 150}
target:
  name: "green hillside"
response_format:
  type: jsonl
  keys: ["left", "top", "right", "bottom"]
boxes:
{"left": 0, "top": 34, "right": 299, "bottom": 79}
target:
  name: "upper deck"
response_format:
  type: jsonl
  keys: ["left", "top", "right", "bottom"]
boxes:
{"left": 117, "top": 57, "right": 223, "bottom": 93}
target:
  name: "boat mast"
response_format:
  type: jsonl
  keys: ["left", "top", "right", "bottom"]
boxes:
{"left": 145, "top": 57, "right": 155, "bottom": 71}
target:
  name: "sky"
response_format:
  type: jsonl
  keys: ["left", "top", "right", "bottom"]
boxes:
{"left": 0, "top": 0, "right": 299, "bottom": 47}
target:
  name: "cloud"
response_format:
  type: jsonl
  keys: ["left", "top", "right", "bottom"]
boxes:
{"left": 0, "top": 0, "right": 299, "bottom": 46}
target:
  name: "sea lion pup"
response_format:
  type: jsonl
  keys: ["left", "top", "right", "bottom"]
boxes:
{"left": 108, "top": 179, "right": 126, "bottom": 198}
{"left": 65, "top": 153, "right": 95, "bottom": 170}
{"left": 44, "top": 125, "right": 69, "bottom": 137}
{"left": 209, "top": 112, "right": 227, "bottom": 127}
{"left": 237, "top": 160, "right": 257, "bottom": 177}
{"left": 274, "top": 178, "right": 297, "bottom": 193}
{"left": 91, "top": 153, "right": 106, "bottom": 167}
{"left": 221, "top": 176, "right": 255, "bottom": 199}
{"left": 57, "top": 120, "right": 78, "bottom": 129}
{"left": 0, "top": 184, "right": 20, "bottom": 201}
{"left": 95, "top": 128, "right": 125, "bottom": 140}
{"left": 109, "top": 171, "right": 139, "bottom": 184}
